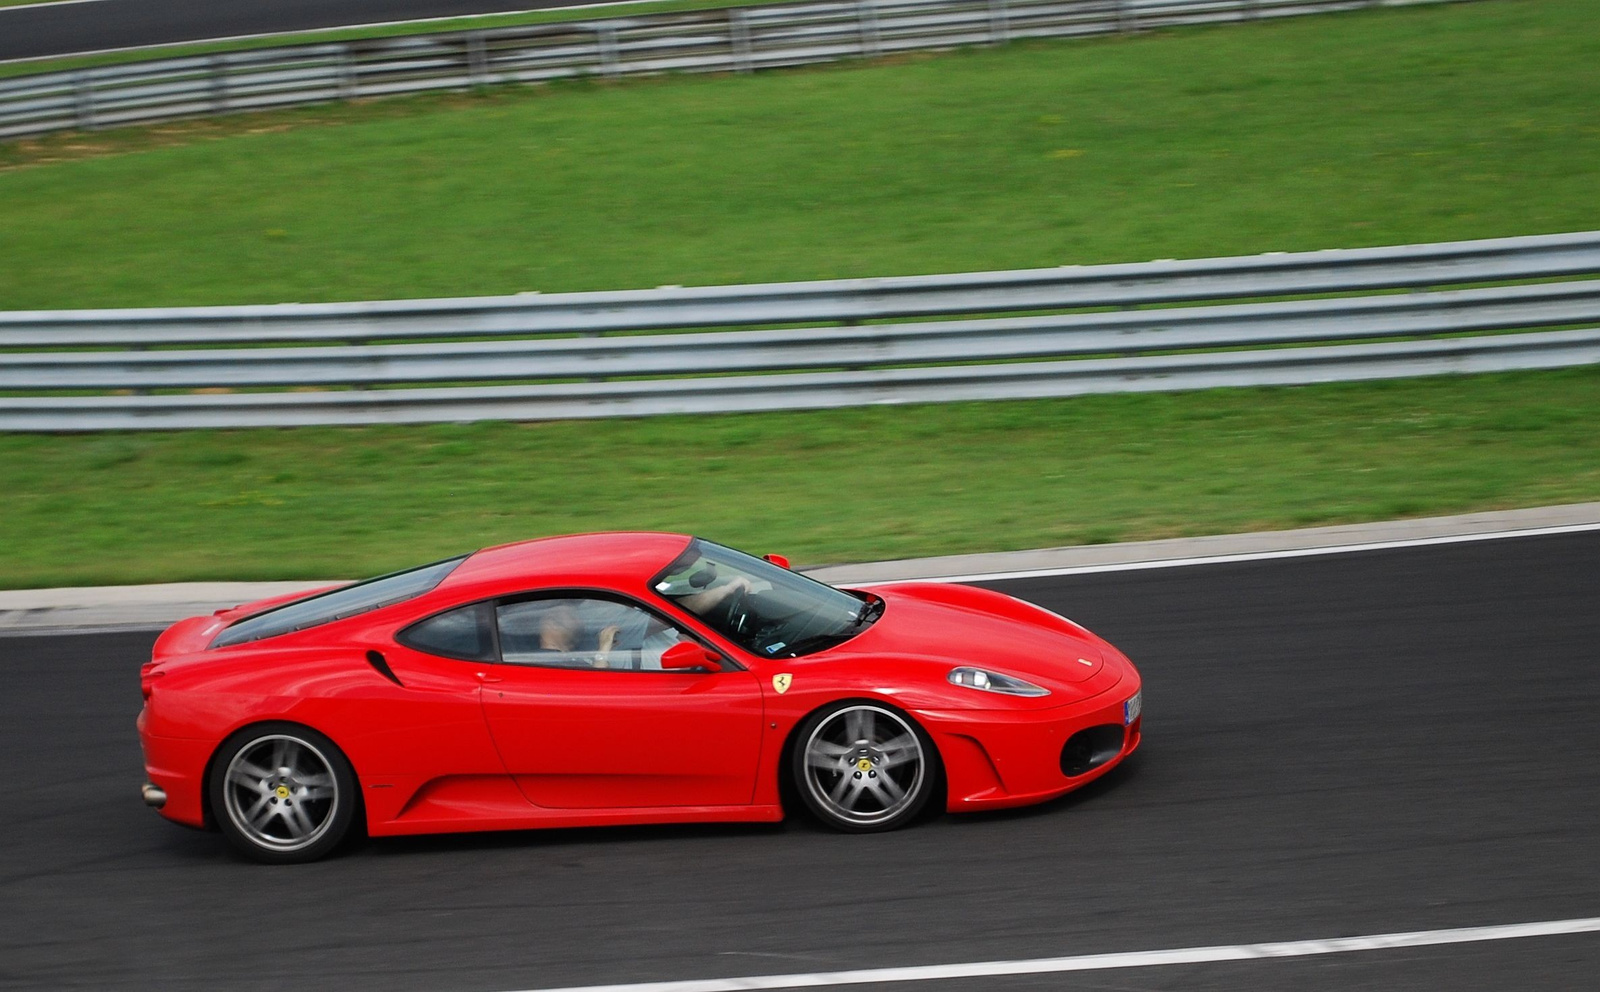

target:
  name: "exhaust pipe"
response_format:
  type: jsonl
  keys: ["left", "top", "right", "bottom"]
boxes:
{"left": 141, "top": 783, "right": 167, "bottom": 809}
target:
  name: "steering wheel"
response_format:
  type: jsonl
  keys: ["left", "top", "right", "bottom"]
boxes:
{"left": 724, "top": 585, "right": 751, "bottom": 635}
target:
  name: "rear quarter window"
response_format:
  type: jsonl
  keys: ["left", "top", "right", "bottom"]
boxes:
{"left": 397, "top": 604, "right": 494, "bottom": 661}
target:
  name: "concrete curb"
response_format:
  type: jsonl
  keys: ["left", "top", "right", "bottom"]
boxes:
{"left": 0, "top": 581, "right": 332, "bottom": 635}
{"left": 5, "top": 502, "right": 1599, "bottom": 634}
{"left": 802, "top": 501, "right": 1600, "bottom": 583}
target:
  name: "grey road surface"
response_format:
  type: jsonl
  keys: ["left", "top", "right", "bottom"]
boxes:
{"left": 2, "top": 531, "right": 1598, "bottom": 991}
{"left": 0, "top": 0, "right": 595, "bottom": 62}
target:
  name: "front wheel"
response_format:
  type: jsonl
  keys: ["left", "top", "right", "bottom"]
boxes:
{"left": 792, "top": 702, "right": 939, "bottom": 832}
{"left": 208, "top": 723, "right": 357, "bottom": 864}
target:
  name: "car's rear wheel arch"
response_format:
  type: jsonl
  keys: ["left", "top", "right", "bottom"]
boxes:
{"left": 782, "top": 697, "right": 945, "bottom": 831}
{"left": 204, "top": 720, "right": 363, "bottom": 863}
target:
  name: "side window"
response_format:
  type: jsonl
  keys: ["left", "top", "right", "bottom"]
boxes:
{"left": 398, "top": 604, "right": 493, "bottom": 661}
{"left": 496, "top": 597, "right": 693, "bottom": 671}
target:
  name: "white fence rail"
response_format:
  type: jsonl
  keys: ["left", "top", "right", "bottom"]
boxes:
{"left": 0, "top": 0, "right": 1463, "bottom": 140}
{"left": 2, "top": 231, "right": 1598, "bottom": 431}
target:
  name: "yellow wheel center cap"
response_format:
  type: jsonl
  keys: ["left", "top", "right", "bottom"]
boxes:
{"left": 856, "top": 758, "right": 874, "bottom": 772}
{"left": 275, "top": 785, "right": 291, "bottom": 799}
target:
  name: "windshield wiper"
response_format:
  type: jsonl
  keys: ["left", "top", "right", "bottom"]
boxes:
{"left": 778, "top": 631, "right": 857, "bottom": 658}
{"left": 772, "top": 599, "right": 883, "bottom": 657}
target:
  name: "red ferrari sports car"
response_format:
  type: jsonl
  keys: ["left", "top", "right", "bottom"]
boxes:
{"left": 138, "top": 533, "right": 1143, "bottom": 862}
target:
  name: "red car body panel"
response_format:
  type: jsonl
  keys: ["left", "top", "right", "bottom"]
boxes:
{"left": 139, "top": 533, "right": 1142, "bottom": 838}
{"left": 480, "top": 665, "right": 766, "bottom": 809}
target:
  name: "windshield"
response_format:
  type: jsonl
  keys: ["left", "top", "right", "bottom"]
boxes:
{"left": 653, "top": 539, "right": 881, "bottom": 658}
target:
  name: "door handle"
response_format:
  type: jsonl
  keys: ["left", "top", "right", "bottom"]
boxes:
{"left": 475, "top": 671, "right": 503, "bottom": 684}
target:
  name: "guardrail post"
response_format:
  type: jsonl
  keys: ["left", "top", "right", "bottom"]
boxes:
{"left": 71, "top": 71, "right": 98, "bottom": 131}
{"left": 337, "top": 45, "right": 359, "bottom": 100}
{"left": 208, "top": 55, "right": 230, "bottom": 114}
{"left": 1117, "top": 0, "right": 1136, "bottom": 35}
{"left": 1244, "top": 0, "right": 1260, "bottom": 20}
{"left": 127, "top": 342, "right": 150, "bottom": 395}
{"left": 857, "top": 0, "right": 882, "bottom": 59}
{"left": 596, "top": 24, "right": 622, "bottom": 78}
{"left": 467, "top": 31, "right": 490, "bottom": 87}
{"left": 728, "top": 8, "right": 754, "bottom": 73}
{"left": 988, "top": 0, "right": 1011, "bottom": 45}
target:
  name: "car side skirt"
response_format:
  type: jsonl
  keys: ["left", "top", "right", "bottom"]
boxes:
{"left": 371, "top": 798, "right": 784, "bottom": 836}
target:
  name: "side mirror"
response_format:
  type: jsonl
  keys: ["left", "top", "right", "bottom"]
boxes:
{"left": 660, "top": 641, "right": 723, "bottom": 673}
{"left": 763, "top": 553, "right": 791, "bottom": 569}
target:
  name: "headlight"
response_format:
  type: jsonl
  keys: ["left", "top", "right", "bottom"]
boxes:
{"left": 948, "top": 667, "right": 1050, "bottom": 697}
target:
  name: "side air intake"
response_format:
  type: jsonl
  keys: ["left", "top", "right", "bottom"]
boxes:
{"left": 366, "top": 650, "right": 403, "bottom": 686}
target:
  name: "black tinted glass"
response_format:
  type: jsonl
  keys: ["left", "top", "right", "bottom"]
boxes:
{"left": 212, "top": 555, "right": 467, "bottom": 648}
{"left": 653, "top": 539, "right": 871, "bottom": 658}
{"left": 399, "top": 604, "right": 491, "bottom": 661}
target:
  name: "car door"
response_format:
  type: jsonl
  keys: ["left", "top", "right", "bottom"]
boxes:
{"left": 480, "top": 592, "right": 765, "bottom": 810}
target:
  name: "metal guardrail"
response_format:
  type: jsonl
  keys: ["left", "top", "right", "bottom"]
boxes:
{"left": 2, "top": 231, "right": 1598, "bottom": 430}
{"left": 0, "top": 0, "right": 1464, "bottom": 140}
{"left": 7, "top": 230, "right": 1597, "bottom": 347}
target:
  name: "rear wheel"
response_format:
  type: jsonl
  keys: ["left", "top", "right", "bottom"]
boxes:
{"left": 209, "top": 723, "right": 356, "bottom": 864}
{"left": 792, "top": 702, "right": 938, "bottom": 832}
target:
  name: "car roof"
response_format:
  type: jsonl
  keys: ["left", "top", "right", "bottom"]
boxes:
{"left": 441, "top": 531, "right": 696, "bottom": 597}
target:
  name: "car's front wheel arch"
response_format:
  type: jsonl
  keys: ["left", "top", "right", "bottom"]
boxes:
{"left": 783, "top": 698, "right": 944, "bottom": 832}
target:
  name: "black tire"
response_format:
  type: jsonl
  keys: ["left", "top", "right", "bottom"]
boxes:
{"left": 790, "top": 701, "right": 939, "bottom": 833}
{"left": 208, "top": 722, "right": 358, "bottom": 864}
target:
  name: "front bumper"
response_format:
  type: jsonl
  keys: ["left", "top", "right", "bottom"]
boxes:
{"left": 922, "top": 680, "right": 1142, "bottom": 812}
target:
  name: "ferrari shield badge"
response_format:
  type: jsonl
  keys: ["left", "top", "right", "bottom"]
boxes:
{"left": 772, "top": 673, "right": 793, "bottom": 694}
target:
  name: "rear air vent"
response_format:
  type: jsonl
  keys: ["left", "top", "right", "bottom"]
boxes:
{"left": 1060, "top": 725, "right": 1124, "bottom": 777}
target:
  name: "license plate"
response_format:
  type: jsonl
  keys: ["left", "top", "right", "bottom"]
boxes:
{"left": 1124, "top": 691, "right": 1142, "bottom": 726}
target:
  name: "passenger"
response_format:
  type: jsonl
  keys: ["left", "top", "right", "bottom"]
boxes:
{"left": 538, "top": 603, "right": 620, "bottom": 667}
{"left": 537, "top": 603, "right": 582, "bottom": 652}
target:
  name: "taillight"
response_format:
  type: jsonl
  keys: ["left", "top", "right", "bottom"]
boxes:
{"left": 140, "top": 662, "right": 164, "bottom": 700}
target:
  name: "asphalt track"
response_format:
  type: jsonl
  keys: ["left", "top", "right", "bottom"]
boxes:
{"left": 3, "top": 531, "right": 1599, "bottom": 991}
{"left": 0, "top": 0, "right": 598, "bottom": 62}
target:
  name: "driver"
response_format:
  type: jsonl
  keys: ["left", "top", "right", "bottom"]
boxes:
{"left": 678, "top": 575, "right": 752, "bottom": 618}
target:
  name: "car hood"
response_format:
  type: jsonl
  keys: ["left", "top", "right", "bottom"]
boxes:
{"left": 832, "top": 582, "right": 1112, "bottom": 693}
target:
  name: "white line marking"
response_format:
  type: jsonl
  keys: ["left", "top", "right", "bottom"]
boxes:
{"left": 0, "top": 622, "right": 168, "bottom": 638}
{"left": 922, "top": 521, "right": 1600, "bottom": 584}
{"left": 0, "top": 0, "right": 116, "bottom": 13}
{"left": 500, "top": 917, "right": 1600, "bottom": 992}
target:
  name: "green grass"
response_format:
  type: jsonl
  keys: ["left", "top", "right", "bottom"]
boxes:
{"left": 2, "top": 0, "right": 1599, "bottom": 588}
{"left": 3, "top": 368, "right": 1600, "bottom": 588}
{"left": 2, "top": 0, "right": 1598, "bottom": 309}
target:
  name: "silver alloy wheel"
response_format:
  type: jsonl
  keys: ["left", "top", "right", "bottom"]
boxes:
{"left": 801, "top": 704, "right": 925, "bottom": 827}
{"left": 221, "top": 734, "right": 340, "bottom": 854}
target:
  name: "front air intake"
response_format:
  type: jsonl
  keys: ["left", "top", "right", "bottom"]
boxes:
{"left": 1060, "top": 725, "right": 1125, "bottom": 777}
